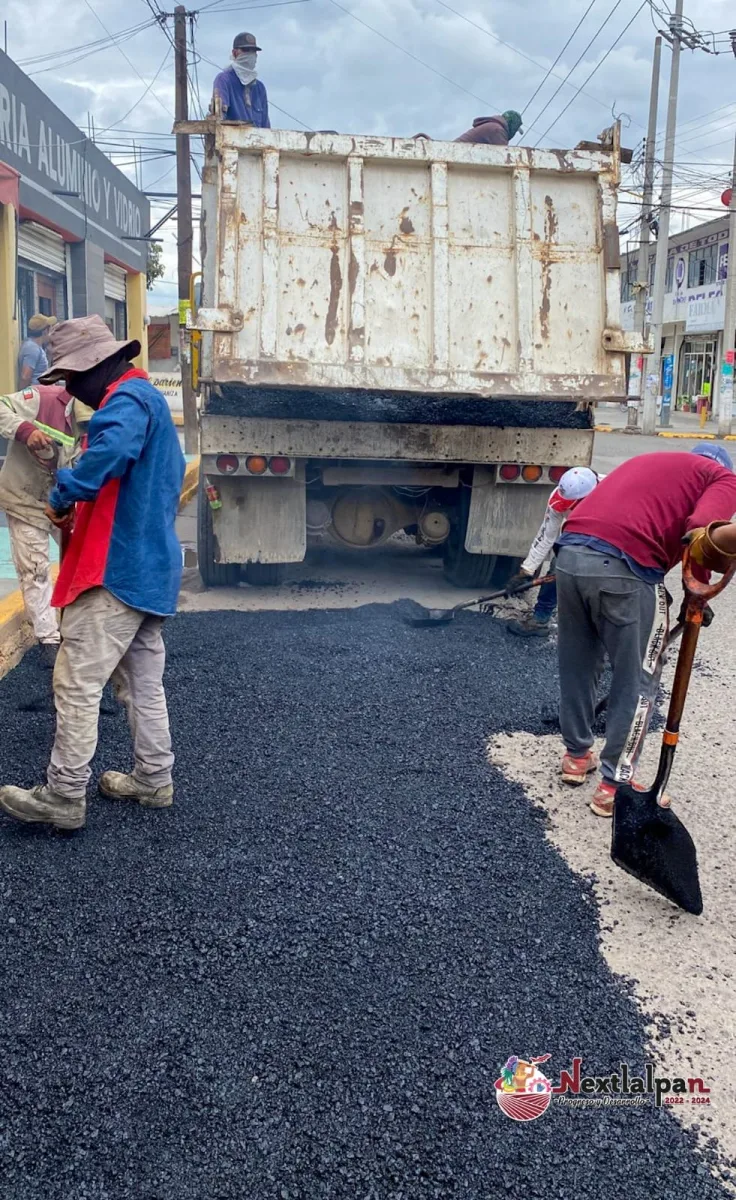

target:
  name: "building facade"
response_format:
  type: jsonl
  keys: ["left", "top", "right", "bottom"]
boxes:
{"left": 621, "top": 214, "right": 730, "bottom": 412}
{"left": 0, "top": 50, "right": 150, "bottom": 393}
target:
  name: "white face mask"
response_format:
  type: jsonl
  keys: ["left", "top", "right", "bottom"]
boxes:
{"left": 231, "top": 50, "right": 257, "bottom": 85}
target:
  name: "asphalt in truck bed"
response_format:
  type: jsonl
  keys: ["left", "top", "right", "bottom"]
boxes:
{"left": 0, "top": 607, "right": 725, "bottom": 1199}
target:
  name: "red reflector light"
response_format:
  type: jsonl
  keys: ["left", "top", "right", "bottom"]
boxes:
{"left": 245, "top": 455, "right": 268, "bottom": 475}
{"left": 269, "top": 455, "right": 291, "bottom": 475}
{"left": 549, "top": 465, "right": 569, "bottom": 483}
{"left": 216, "top": 455, "right": 239, "bottom": 474}
{"left": 499, "top": 464, "right": 520, "bottom": 480}
{"left": 522, "top": 464, "right": 543, "bottom": 482}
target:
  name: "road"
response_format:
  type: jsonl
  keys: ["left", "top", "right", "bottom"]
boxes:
{"left": 0, "top": 429, "right": 734, "bottom": 1198}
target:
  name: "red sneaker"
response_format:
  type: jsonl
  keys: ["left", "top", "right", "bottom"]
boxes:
{"left": 590, "top": 780, "right": 616, "bottom": 818}
{"left": 591, "top": 780, "right": 672, "bottom": 819}
{"left": 560, "top": 750, "right": 598, "bottom": 785}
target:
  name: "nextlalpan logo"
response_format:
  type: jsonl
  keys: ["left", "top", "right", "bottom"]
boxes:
{"left": 495, "top": 1055, "right": 710, "bottom": 1123}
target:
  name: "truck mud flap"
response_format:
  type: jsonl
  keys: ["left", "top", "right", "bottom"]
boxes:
{"left": 465, "top": 466, "right": 552, "bottom": 558}
{"left": 212, "top": 468, "right": 307, "bottom": 564}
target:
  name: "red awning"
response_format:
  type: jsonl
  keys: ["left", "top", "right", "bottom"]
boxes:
{"left": 0, "top": 160, "right": 20, "bottom": 209}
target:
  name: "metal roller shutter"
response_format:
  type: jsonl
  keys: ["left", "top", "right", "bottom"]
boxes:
{"left": 17, "top": 222, "right": 67, "bottom": 274}
{"left": 104, "top": 263, "right": 127, "bottom": 302}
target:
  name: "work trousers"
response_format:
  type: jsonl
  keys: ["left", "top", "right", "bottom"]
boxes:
{"left": 7, "top": 515, "right": 59, "bottom": 643}
{"left": 48, "top": 587, "right": 174, "bottom": 801}
{"left": 556, "top": 545, "right": 669, "bottom": 784}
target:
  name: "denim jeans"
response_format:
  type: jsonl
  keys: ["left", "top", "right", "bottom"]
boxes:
{"left": 534, "top": 578, "right": 558, "bottom": 622}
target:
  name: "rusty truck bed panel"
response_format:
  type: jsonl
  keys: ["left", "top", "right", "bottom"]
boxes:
{"left": 192, "top": 127, "right": 629, "bottom": 402}
{"left": 200, "top": 415, "right": 594, "bottom": 466}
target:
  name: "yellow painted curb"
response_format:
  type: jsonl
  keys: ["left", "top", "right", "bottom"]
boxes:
{"left": 0, "top": 455, "right": 201, "bottom": 679}
{"left": 658, "top": 431, "right": 714, "bottom": 439}
{"left": 180, "top": 456, "right": 200, "bottom": 509}
{"left": 595, "top": 425, "right": 729, "bottom": 440}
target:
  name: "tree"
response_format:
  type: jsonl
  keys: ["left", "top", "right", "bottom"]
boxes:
{"left": 146, "top": 242, "right": 165, "bottom": 290}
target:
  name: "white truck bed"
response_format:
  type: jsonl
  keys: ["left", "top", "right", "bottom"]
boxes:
{"left": 192, "top": 126, "right": 631, "bottom": 402}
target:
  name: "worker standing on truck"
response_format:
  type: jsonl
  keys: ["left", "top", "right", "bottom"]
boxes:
{"left": 506, "top": 466, "right": 602, "bottom": 638}
{"left": 212, "top": 31, "right": 270, "bottom": 127}
{"left": 0, "top": 383, "right": 75, "bottom": 665}
{"left": 555, "top": 445, "right": 736, "bottom": 818}
{"left": 455, "top": 111, "right": 523, "bottom": 145}
{"left": 0, "top": 316, "right": 185, "bottom": 832}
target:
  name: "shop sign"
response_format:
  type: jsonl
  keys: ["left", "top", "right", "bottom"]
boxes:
{"left": 0, "top": 48, "right": 149, "bottom": 269}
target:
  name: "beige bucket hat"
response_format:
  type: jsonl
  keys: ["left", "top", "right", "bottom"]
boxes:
{"left": 39, "top": 314, "right": 140, "bottom": 384}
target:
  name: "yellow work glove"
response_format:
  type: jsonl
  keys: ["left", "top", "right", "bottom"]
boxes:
{"left": 683, "top": 522, "right": 736, "bottom": 574}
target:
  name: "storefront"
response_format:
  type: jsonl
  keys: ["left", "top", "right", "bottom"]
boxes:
{"left": 0, "top": 48, "right": 150, "bottom": 393}
{"left": 621, "top": 216, "right": 730, "bottom": 415}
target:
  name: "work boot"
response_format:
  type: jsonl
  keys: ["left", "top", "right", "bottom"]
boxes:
{"left": 0, "top": 784, "right": 85, "bottom": 830}
{"left": 98, "top": 771, "right": 174, "bottom": 808}
{"left": 560, "top": 749, "right": 598, "bottom": 785}
{"left": 40, "top": 642, "right": 60, "bottom": 669}
{"left": 506, "top": 613, "right": 551, "bottom": 638}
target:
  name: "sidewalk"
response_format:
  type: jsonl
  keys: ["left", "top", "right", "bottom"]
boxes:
{"left": 594, "top": 405, "right": 730, "bottom": 439}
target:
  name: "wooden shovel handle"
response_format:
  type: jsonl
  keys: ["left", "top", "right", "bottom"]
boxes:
{"left": 663, "top": 546, "right": 736, "bottom": 745}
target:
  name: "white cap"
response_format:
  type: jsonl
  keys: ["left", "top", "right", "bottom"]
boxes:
{"left": 558, "top": 466, "right": 598, "bottom": 501}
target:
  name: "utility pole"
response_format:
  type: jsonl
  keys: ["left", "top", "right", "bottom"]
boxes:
{"left": 628, "top": 35, "right": 662, "bottom": 432}
{"left": 174, "top": 4, "right": 197, "bottom": 454}
{"left": 716, "top": 133, "right": 736, "bottom": 437}
{"left": 642, "top": 0, "right": 684, "bottom": 435}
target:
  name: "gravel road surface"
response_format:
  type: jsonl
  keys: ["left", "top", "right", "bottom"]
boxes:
{"left": 0, "top": 608, "right": 727, "bottom": 1199}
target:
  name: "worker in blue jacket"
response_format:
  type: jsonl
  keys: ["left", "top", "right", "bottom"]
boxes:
{"left": 212, "top": 31, "right": 270, "bottom": 126}
{"left": 0, "top": 316, "right": 185, "bottom": 832}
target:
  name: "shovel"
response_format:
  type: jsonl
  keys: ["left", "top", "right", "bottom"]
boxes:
{"left": 404, "top": 573, "right": 555, "bottom": 627}
{"left": 610, "top": 549, "right": 736, "bottom": 915}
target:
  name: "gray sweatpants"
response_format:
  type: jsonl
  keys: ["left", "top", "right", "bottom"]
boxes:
{"left": 48, "top": 587, "right": 174, "bottom": 801}
{"left": 556, "top": 545, "right": 669, "bottom": 784}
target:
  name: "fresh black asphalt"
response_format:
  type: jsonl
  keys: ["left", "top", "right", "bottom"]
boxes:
{"left": 0, "top": 608, "right": 726, "bottom": 1199}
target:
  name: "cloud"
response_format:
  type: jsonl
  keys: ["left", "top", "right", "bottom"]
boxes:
{"left": 5, "top": 0, "right": 734, "bottom": 303}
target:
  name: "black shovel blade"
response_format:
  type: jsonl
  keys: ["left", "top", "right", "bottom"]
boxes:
{"left": 409, "top": 609, "right": 455, "bottom": 626}
{"left": 611, "top": 783, "right": 703, "bottom": 915}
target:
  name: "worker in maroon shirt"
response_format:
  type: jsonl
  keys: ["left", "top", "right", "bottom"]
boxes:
{"left": 556, "top": 444, "right": 736, "bottom": 817}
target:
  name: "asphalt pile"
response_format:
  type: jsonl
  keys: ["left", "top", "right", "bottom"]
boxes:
{"left": 0, "top": 615, "right": 725, "bottom": 1199}
{"left": 209, "top": 385, "right": 593, "bottom": 431}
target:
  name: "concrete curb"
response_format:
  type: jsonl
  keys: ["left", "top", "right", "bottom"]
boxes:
{"left": 0, "top": 455, "right": 201, "bottom": 680}
{"left": 595, "top": 425, "right": 736, "bottom": 441}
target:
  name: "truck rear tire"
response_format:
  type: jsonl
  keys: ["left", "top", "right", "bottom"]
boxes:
{"left": 491, "top": 555, "right": 524, "bottom": 589}
{"left": 197, "top": 477, "right": 241, "bottom": 588}
{"left": 442, "top": 486, "right": 497, "bottom": 587}
{"left": 243, "top": 562, "right": 286, "bottom": 586}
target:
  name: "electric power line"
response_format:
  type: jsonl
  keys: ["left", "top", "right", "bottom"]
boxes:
{"left": 83, "top": 0, "right": 174, "bottom": 119}
{"left": 534, "top": 0, "right": 649, "bottom": 147}
{"left": 326, "top": 0, "right": 502, "bottom": 116}
{"left": 524, "top": 0, "right": 628, "bottom": 139}
{"left": 523, "top": 0, "right": 602, "bottom": 114}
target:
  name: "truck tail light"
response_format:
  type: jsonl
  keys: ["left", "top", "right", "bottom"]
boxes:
{"left": 216, "top": 455, "right": 239, "bottom": 474}
{"left": 549, "top": 465, "right": 569, "bottom": 483}
{"left": 499, "top": 464, "right": 520, "bottom": 480}
{"left": 269, "top": 456, "right": 291, "bottom": 475}
{"left": 245, "top": 455, "right": 268, "bottom": 475}
{"left": 522, "top": 464, "right": 543, "bottom": 482}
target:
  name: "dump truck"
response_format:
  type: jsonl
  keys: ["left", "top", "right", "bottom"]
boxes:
{"left": 186, "top": 121, "right": 635, "bottom": 587}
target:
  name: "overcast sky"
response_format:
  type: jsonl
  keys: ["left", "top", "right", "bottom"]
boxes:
{"left": 5, "top": 0, "right": 735, "bottom": 312}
